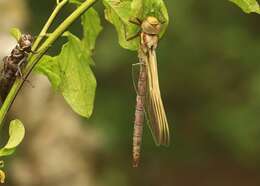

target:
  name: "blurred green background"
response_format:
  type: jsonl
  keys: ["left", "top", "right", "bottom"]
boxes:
{"left": 1, "top": 0, "right": 260, "bottom": 185}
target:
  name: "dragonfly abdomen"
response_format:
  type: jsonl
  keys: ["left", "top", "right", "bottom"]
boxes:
{"left": 133, "top": 64, "right": 147, "bottom": 167}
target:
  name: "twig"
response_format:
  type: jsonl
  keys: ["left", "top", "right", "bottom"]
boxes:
{"left": 32, "top": 0, "right": 69, "bottom": 51}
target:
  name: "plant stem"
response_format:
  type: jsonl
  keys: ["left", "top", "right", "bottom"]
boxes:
{"left": 32, "top": 0, "right": 69, "bottom": 51}
{"left": 0, "top": 0, "right": 97, "bottom": 126}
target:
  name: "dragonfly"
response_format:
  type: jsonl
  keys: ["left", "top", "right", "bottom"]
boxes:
{"left": 128, "top": 16, "right": 170, "bottom": 167}
{"left": 0, "top": 34, "right": 33, "bottom": 102}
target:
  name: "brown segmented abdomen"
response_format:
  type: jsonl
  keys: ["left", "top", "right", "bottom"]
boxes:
{"left": 132, "top": 48, "right": 147, "bottom": 167}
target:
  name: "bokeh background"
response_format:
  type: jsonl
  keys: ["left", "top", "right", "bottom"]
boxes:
{"left": 1, "top": 0, "right": 260, "bottom": 185}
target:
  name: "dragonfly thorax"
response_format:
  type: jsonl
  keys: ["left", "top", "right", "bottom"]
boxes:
{"left": 140, "top": 32, "right": 158, "bottom": 51}
{"left": 141, "top": 16, "right": 161, "bottom": 35}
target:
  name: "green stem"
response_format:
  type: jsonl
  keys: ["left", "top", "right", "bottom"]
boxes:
{"left": 0, "top": 0, "right": 97, "bottom": 126}
{"left": 32, "top": 0, "right": 69, "bottom": 51}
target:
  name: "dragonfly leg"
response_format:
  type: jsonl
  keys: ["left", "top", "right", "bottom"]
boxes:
{"left": 28, "top": 49, "right": 37, "bottom": 54}
{"left": 15, "top": 66, "right": 22, "bottom": 77}
{"left": 124, "top": 17, "right": 142, "bottom": 41}
{"left": 126, "top": 31, "right": 141, "bottom": 41}
{"left": 15, "top": 56, "right": 27, "bottom": 77}
{"left": 9, "top": 53, "right": 33, "bottom": 87}
{"left": 129, "top": 17, "right": 142, "bottom": 26}
{"left": 132, "top": 62, "right": 144, "bottom": 66}
{"left": 124, "top": 22, "right": 140, "bottom": 41}
{"left": 15, "top": 64, "right": 35, "bottom": 88}
{"left": 30, "top": 44, "right": 52, "bottom": 54}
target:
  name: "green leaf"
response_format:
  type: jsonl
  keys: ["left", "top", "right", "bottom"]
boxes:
{"left": 9, "top": 28, "right": 22, "bottom": 41}
{"left": 0, "top": 119, "right": 25, "bottom": 157}
{"left": 35, "top": 8, "right": 102, "bottom": 118}
{"left": 81, "top": 8, "right": 103, "bottom": 66}
{"left": 103, "top": 0, "right": 169, "bottom": 51}
{"left": 35, "top": 55, "right": 61, "bottom": 89}
{"left": 36, "top": 32, "right": 97, "bottom": 118}
{"left": 5, "top": 120, "right": 25, "bottom": 149}
{"left": 57, "top": 32, "right": 97, "bottom": 117}
{"left": 103, "top": 0, "right": 139, "bottom": 50}
{"left": 230, "top": 0, "right": 260, "bottom": 14}
{"left": 81, "top": 8, "right": 103, "bottom": 51}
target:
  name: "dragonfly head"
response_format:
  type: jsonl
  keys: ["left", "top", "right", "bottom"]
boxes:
{"left": 18, "top": 34, "right": 34, "bottom": 51}
{"left": 141, "top": 16, "right": 161, "bottom": 35}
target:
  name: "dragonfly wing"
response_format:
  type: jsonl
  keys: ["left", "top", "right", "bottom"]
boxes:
{"left": 131, "top": 62, "right": 142, "bottom": 95}
{"left": 144, "top": 49, "right": 170, "bottom": 146}
{"left": 131, "top": 61, "right": 160, "bottom": 144}
{"left": 131, "top": 50, "right": 170, "bottom": 146}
